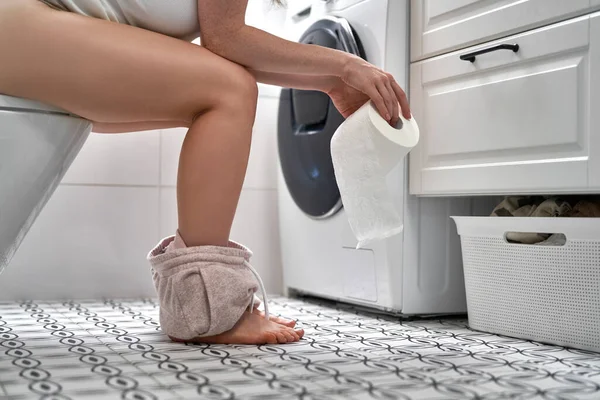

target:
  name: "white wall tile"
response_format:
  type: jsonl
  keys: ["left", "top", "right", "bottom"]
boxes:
{"left": 62, "top": 130, "right": 160, "bottom": 186}
{"left": 258, "top": 84, "right": 282, "bottom": 99}
{"left": 0, "top": 185, "right": 160, "bottom": 300}
{"left": 159, "top": 187, "right": 283, "bottom": 294}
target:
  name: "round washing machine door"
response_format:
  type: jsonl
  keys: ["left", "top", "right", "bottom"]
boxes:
{"left": 278, "top": 17, "right": 365, "bottom": 219}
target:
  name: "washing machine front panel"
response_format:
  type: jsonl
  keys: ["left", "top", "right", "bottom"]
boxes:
{"left": 277, "top": 17, "right": 365, "bottom": 219}
{"left": 280, "top": 0, "right": 426, "bottom": 314}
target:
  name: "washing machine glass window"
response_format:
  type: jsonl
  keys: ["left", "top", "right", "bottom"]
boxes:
{"left": 278, "top": 17, "right": 365, "bottom": 219}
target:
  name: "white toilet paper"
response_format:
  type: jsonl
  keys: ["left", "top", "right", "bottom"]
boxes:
{"left": 331, "top": 101, "right": 419, "bottom": 249}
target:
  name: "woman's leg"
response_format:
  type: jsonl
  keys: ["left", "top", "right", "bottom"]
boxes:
{"left": 0, "top": 0, "right": 301, "bottom": 343}
{"left": 1, "top": 0, "right": 253, "bottom": 247}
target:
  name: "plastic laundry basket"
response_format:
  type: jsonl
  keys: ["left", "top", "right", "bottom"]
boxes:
{"left": 452, "top": 217, "right": 600, "bottom": 352}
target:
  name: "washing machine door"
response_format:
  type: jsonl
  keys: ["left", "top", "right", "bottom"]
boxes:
{"left": 278, "top": 17, "right": 365, "bottom": 219}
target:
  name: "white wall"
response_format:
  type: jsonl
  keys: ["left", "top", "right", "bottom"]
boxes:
{"left": 0, "top": 1, "right": 286, "bottom": 300}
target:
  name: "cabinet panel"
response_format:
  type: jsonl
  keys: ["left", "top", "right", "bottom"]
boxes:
{"left": 411, "top": 0, "right": 593, "bottom": 61}
{"left": 409, "top": 17, "right": 596, "bottom": 195}
{"left": 590, "top": 12, "right": 600, "bottom": 189}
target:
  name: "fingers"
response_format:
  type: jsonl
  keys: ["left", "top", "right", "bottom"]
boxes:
{"left": 351, "top": 62, "right": 410, "bottom": 121}
{"left": 367, "top": 86, "right": 389, "bottom": 122}
{"left": 376, "top": 79, "right": 396, "bottom": 126}
{"left": 385, "top": 79, "right": 399, "bottom": 126}
{"left": 391, "top": 79, "right": 411, "bottom": 119}
{"left": 372, "top": 73, "right": 407, "bottom": 125}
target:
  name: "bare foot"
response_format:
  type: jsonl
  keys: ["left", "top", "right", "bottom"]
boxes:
{"left": 252, "top": 308, "right": 296, "bottom": 328}
{"left": 169, "top": 311, "right": 304, "bottom": 345}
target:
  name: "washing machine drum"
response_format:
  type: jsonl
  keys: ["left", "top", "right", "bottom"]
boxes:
{"left": 278, "top": 17, "right": 365, "bottom": 219}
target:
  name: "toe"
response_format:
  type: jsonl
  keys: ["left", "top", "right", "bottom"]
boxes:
{"left": 265, "top": 331, "right": 278, "bottom": 345}
{"left": 275, "top": 331, "right": 288, "bottom": 344}
{"left": 278, "top": 317, "right": 296, "bottom": 328}
{"left": 294, "top": 328, "right": 305, "bottom": 339}
{"left": 281, "top": 329, "right": 296, "bottom": 342}
{"left": 272, "top": 315, "right": 295, "bottom": 328}
{"left": 254, "top": 309, "right": 296, "bottom": 328}
{"left": 287, "top": 328, "right": 300, "bottom": 342}
{"left": 266, "top": 313, "right": 296, "bottom": 328}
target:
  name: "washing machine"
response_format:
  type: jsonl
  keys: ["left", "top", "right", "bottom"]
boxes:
{"left": 277, "top": 0, "right": 480, "bottom": 315}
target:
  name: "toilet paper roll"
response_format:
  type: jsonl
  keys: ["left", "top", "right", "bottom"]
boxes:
{"left": 331, "top": 101, "right": 419, "bottom": 249}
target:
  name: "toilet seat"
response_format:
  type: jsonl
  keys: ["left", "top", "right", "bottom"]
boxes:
{"left": 0, "top": 94, "right": 72, "bottom": 115}
{"left": 0, "top": 93, "right": 92, "bottom": 276}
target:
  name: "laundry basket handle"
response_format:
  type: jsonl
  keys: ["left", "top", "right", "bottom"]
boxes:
{"left": 451, "top": 217, "right": 600, "bottom": 242}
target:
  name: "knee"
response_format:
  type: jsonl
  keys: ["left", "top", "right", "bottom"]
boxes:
{"left": 217, "top": 66, "right": 258, "bottom": 117}
{"left": 186, "top": 60, "right": 258, "bottom": 124}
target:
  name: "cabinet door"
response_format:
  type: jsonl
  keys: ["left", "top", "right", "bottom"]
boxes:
{"left": 409, "top": 16, "right": 595, "bottom": 195}
{"left": 411, "top": 0, "right": 592, "bottom": 61}
{"left": 591, "top": 12, "right": 600, "bottom": 189}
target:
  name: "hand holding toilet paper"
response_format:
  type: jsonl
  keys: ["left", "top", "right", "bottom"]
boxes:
{"left": 331, "top": 101, "right": 419, "bottom": 249}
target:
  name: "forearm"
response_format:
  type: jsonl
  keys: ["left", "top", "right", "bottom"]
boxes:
{"left": 249, "top": 70, "right": 338, "bottom": 92}
{"left": 204, "top": 25, "right": 354, "bottom": 77}
{"left": 196, "top": 0, "right": 409, "bottom": 122}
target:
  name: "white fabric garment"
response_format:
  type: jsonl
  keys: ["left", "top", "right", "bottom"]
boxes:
{"left": 39, "top": 0, "right": 200, "bottom": 40}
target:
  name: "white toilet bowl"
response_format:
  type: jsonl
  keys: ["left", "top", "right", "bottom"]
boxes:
{"left": 0, "top": 94, "right": 92, "bottom": 274}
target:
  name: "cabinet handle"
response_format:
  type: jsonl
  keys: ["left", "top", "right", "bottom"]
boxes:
{"left": 460, "top": 43, "right": 520, "bottom": 63}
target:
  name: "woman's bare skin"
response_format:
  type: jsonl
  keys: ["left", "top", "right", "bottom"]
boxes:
{"left": 170, "top": 311, "right": 300, "bottom": 345}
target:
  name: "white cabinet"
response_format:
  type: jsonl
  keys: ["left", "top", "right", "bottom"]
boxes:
{"left": 409, "top": 15, "right": 600, "bottom": 195}
{"left": 591, "top": 12, "right": 600, "bottom": 188}
{"left": 411, "top": 0, "right": 597, "bottom": 61}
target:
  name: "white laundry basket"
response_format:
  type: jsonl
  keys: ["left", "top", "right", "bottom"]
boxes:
{"left": 452, "top": 217, "right": 600, "bottom": 352}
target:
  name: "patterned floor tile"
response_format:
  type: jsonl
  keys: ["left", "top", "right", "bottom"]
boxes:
{"left": 1, "top": 296, "right": 600, "bottom": 399}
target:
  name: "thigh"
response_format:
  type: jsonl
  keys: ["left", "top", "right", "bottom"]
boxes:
{"left": 0, "top": 0, "right": 243, "bottom": 125}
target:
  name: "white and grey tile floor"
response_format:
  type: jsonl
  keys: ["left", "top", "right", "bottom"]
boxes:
{"left": 1, "top": 296, "right": 599, "bottom": 400}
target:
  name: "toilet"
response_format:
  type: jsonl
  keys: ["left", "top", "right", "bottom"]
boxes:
{"left": 0, "top": 94, "right": 92, "bottom": 275}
